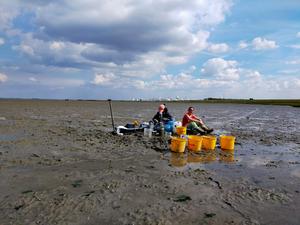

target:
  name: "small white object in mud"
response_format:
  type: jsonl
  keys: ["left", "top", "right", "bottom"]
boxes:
{"left": 173, "top": 121, "right": 182, "bottom": 133}
{"left": 116, "top": 126, "right": 125, "bottom": 135}
{"left": 144, "top": 128, "right": 152, "bottom": 138}
{"left": 91, "top": 120, "right": 103, "bottom": 123}
{"left": 0, "top": 117, "right": 6, "bottom": 120}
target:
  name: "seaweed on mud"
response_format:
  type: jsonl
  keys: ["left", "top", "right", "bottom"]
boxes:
{"left": 204, "top": 212, "right": 216, "bottom": 218}
{"left": 71, "top": 180, "right": 83, "bottom": 188}
{"left": 82, "top": 190, "right": 95, "bottom": 197}
{"left": 14, "top": 203, "right": 25, "bottom": 211}
{"left": 208, "top": 177, "right": 222, "bottom": 189}
{"left": 21, "top": 190, "right": 33, "bottom": 194}
{"left": 173, "top": 195, "right": 192, "bottom": 202}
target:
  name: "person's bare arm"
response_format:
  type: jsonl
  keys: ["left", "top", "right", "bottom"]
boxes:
{"left": 192, "top": 115, "right": 203, "bottom": 124}
{"left": 186, "top": 114, "right": 201, "bottom": 123}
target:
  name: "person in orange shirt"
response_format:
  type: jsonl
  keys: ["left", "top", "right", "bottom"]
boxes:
{"left": 182, "top": 106, "right": 213, "bottom": 135}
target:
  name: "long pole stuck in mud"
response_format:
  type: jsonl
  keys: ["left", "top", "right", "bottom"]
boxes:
{"left": 108, "top": 99, "right": 115, "bottom": 132}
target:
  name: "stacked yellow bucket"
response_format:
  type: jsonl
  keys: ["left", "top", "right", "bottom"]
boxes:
{"left": 170, "top": 126, "right": 187, "bottom": 153}
{"left": 170, "top": 124, "right": 236, "bottom": 153}
{"left": 175, "top": 126, "right": 187, "bottom": 136}
{"left": 170, "top": 134, "right": 236, "bottom": 152}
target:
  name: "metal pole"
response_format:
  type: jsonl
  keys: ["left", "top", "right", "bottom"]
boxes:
{"left": 108, "top": 99, "right": 115, "bottom": 131}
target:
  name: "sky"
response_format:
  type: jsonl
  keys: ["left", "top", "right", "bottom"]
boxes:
{"left": 0, "top": 0, "right": 300, "bottom": 100}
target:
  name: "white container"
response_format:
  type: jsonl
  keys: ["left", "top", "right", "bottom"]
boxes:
{"left": 173, "top": 121, "right": 182, "bottom": 133}
{"left": 144, "top": 128, "right": 149, "bottom": 136}
{"left": 144, "top": 128, "right": 152, "bottom": 138}
{"left": 148, "top": 129, "right": 153, "bottom": 138}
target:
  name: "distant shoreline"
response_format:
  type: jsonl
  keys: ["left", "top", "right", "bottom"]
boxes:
{"left": 1, "top": 98, "right": 300, "bottom": 107}
{"left": 184, "top": 99, "right": 300, "bottom": 107}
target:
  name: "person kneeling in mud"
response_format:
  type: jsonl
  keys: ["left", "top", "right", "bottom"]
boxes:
{"left": 182, "top": 106, "right": 213, "bottom": 135}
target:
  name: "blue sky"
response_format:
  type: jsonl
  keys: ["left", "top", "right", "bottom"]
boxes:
{"left": 0, "top": 0, "right": 300, "bottom": 100}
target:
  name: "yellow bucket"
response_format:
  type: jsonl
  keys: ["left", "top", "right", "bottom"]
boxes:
{"left": 176, "top": 126, "right": 187, "bottom": 135}
{"left": 220, "top": 135, "right": 236, "bottom": 151}
{"left": 187, "top": 135, "right": 203, "bottom": 152}
{"left": 170, "top": 137, "right": 186, "bottom": 153}
{"left": 202, "top": 135, "right": 217, "bottom": 150}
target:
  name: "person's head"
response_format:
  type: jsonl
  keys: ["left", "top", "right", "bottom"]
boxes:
{"left": 163, "top": 103, "right": 168, "bottom": 113}
{"left": 187, "top": 106, "right": 194, "bottom": 115}
{"left": 158, "top": 104, "right": 165, "bottom": 113}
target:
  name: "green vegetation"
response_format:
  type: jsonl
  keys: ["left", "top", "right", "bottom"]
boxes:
{"left": 187, "top": 98, "right": 300, "bottom": 107}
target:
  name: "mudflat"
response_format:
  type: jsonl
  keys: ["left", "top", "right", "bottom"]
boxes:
{"left": 0, "top": 100, "right": 299, "bottom": 225}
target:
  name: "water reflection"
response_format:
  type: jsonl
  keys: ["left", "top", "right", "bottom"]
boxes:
{"left": 197, "top": 152, "right": 217, "bottom": 163}
{"left": 170, "top": 153, "right": 187, "bottom": 167}
{"left": 187, "top": 152, "right": 203, "bottom": 163}
{"left": 169, "top": 150, "right": 236, "bottom": 167}
{"left": 219, "top": 150, "right": 235, "bottom": 163}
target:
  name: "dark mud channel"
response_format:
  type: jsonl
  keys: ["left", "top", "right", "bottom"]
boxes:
{"left": 0, "top": 100, "right": 299, "bottom": 225}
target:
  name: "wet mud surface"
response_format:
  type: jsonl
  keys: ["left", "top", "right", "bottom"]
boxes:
{"left": 0, "top": 100, "right": 299, "bottom": 225}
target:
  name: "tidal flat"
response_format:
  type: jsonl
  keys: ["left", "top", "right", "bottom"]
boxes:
{"left": 0, "top": 100, "right": 299, "bottom": 225}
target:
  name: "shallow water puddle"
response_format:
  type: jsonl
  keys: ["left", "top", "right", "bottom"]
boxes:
{"left": 0, "top": 134, "right": 22, "bottom": 141}
{"left": 165, "top": 141, "right": 300, "bottom": 185}
{"left": 167, "top": 149, "right": 236, "bottom": 169}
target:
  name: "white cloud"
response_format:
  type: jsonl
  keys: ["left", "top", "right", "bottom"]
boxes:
{"left": 92, "top": 73, "right": 116, "bottom": 85}
{"left": 190, "top": 65, "right": 197, "bottom": 72}
{"left": 29, "top": 77, "right": 37, "bottom": 82}
{"left": 279, "top": 69, "right": 300, "bottom": 75}
{"left": 252, "top": 37, "right": 278, "bottom": 50}
{"left": 10, "top": 0, "right": 232, "bottom": 80}
{"left": 91, "top": 73, "right": 148, "bottom": 90}
{"left": 85, "top": 62, "right": 300, "bottom": 99}
{"left": 49, "top": 41, "right": 65, "bottom": 50}
{"left": 38, "top": 0, "right": 222, "bottom": 54}
{"left": 41, "top": 78, "right": 85, "bottom": 87}
{"left": 0, "top": 2, "right": 19, "bottom": 30}
{"left": 238, "top": 37, "right": 278, "bottom": 51}
{"left": 297, "top": 32, "right": 300, "bottom": 38}
{"left": 207, "top": 43, "right": 229, "bottom": 53}
{"left": 294, "top": 79, "right": 300, "bottom": 88}
{"left": 244, "top": 70, "right": 261, "bottom": 79}
{"left": 11, "top": 74, "right": 84, "bottom": 87}
{"left": 132, "top": 80, "right": 146, "bottom": 90}
{"left": 13, "top": 34, "right": 93, "bottom": 69}
{"left": 0, "top": 38, "right": 5, "bottom": 46}
{"left": 0, "top": 73, "right": 8, "bottom": 83}
{"left": 285, "top": 60, "right": 300, "bottom": 65}
{"left": 12, "top": 26, "right": 209, "bottom": 79}
{"left": 183, "top": 65, "right": 197, "bottom": 74}
{"left": 201, "top": 58, "right": 240, "bottom": 81}
{"left": 238, "top": 41, "right": 248, "bottom": 49}
{"left": 14, "top": 43, "right": 35, "bottom": 56}
{"left": 157, "top": 73, "right": 194, "bottom": 89}
{"left": 288, "top": 44, "right": 300, "bottom": 49}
